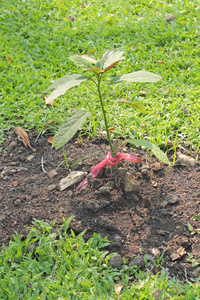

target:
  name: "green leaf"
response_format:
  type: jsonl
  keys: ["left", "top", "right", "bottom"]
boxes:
{"left": 84, "top": 67, "right": 101, "bottom": 74}
{"left": 53, "top": 110, "right": 91, "bottom": 150}
{"left": 110, "top": 70, "right": 162, "bottom": 84}
{"left": 81, "top": 55, "right": 97, "bottom": 64}
{"left": 127, "top": 138, "right": 169, "bottom": 164}
{"left": 117, "top": 100, "right": 147, "bottom": 113}
{"left": 69, "top": 55, "right": 100, "bottom": 73}
{"left": 46, "top": 74, "right": 89, "bottom": 104}
{"left": 96, "top": 50, "right": 124, "bottom": 72}
{"left": 69, "top": 55, "right": 93, "bottom": 69}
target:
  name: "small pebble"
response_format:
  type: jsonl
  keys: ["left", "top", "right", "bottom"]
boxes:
{"left": 129, "top": 257, "right": 145, "bottom": 268}
{"left": 192, "top": 267, "right": 200, "bottom": 278}
{"left": 141, "top": 168, "right": 149, "bottom": 176}
{"left": 109, "top": 254, "right": 123, "bottom": 268}
{"left": 113, "top": 235, "right": 122, "bottom": 248}
{"left": 99, "top": 186, "right": 110, "bottom": 195}
{"left": 14, "top": 199, "right": 21, "bottom": 205}
{"left": 176, "top": 152, "right": 196, "bottom": 168}
{"left": 86, "top": 202, "right": 100, "bottom": 212}
{"left": 102, "top": 200, "right": 110, "bottom": 207}
{"left": 47, "top": 184, "right": 57, "bottom": 191}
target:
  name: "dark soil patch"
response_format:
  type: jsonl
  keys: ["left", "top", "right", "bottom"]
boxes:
{"left": 0, "top": 132, "right": 200, "bottom": 282}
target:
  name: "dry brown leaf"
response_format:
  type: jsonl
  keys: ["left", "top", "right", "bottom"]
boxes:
{"left": 139, "top": 90, "right": 148, "bottom": 95}
{"left": 170, "top": 247, "right": 187, "bottom": 261}
{"left": 151, "top": 180, "right": 158, "bottom": 187}
{"left": 14, "top": 127, "right": 35, "bottom": 151}
{"left": 48, "top": 136, "right": 53, "bottom": 144}
{"left": 114, "top": 284, "right": 124, "bottom": 297}
{"left": 44, "top": 95, "right": 54, "bottom": 105}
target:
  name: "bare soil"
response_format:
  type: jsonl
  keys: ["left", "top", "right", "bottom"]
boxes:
{"left": 0, "top": 132, "right": 200, "bottom": 282}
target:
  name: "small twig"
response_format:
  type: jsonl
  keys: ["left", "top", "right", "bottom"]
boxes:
{"left": 41, "top": 156, "right": 47, "bottom": 173}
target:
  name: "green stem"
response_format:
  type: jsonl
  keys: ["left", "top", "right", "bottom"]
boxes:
{"left": 62, "top": 147, "right": 71, "bottom": 172}
{"left": 97, "top": 74, "right": 115, "bottom": 157}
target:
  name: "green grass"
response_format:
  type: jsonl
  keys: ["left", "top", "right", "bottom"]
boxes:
{"left": 0, "top": 0, "right": 199, "bottom": 151}
{"left": 0, "top": 218, "right": 199, "bottom": 299}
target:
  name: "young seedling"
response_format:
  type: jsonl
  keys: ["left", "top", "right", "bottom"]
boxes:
{"left": 45, "top": 50, "right": 169, "bottom": 188}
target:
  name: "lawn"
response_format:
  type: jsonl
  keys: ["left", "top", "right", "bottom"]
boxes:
{"left": 1, "top": 0, "right": 199, "bottom": 151}
{"left": 0, "top": 218, "right": 199, "bottom": 299}
{"left": 0, "top": 0, "right": 200, "bottom": 298}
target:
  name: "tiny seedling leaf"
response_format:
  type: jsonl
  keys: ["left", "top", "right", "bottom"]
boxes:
{"left": 128, "top": 138, "right": 169, "bottom": 164}
{"left": 46, "top": 74, "right": 89, "bottom": 104}
{"left": 53, "top": 110, "right": 91, "bottom": 150}
{"left": 111, "top": 70, "right": 162, "bottom": 84}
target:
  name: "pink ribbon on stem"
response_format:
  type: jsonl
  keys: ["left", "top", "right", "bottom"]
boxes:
{"left": 76, "top": 152, "right": 141, "bottom": 190}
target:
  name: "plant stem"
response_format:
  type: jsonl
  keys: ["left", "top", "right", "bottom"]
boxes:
{"left": 97, "top": 74, "right": 115, "bottom": 157}
{"left": 62, "top": 147, "right": 71, "bottom": 172}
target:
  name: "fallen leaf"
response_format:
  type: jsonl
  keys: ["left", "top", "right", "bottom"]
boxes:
{"left": 44, "top": 95, "right": 54, "bottom": 105}
{"left": 14, "top": 127, "right": 35, "bottom": 151}
{"left": 27, "top": 155, "right": 34, "bottom": 161}
{"left": 151, "top": 180, "right": 158, "bottom": 187}
{"left": 170, "top": 247, "right": 187, "bottom": 261}
{"left": 59, "top": 171, "right": 87, "bottom": 191}
{"left": 150, "top": 248, "right": 161, "bottom": 256}
{"left": 115, "top": 284, "right": 124, "bottom": 297}
{"left": 48, "top": 137, "right": 53, "bottom": 144}
{"left": 139, "top": 90, "right": 148, "bottom": 95}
